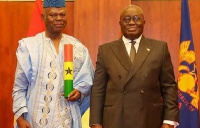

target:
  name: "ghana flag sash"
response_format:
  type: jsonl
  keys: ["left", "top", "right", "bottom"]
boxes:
{"left": 64, "top": 44, "right": 73, "bottom": 98}
{"left": 177, "top": 0, "right": 199, "bottom": 127}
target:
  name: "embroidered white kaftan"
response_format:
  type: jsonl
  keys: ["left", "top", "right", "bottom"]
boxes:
{"left": 13, "top": 32, "right": 94, "bottom": 128}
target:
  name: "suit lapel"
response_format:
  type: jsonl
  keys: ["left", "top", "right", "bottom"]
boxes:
{"left": 111, "top": 39, "right": 132, "bottom": 71}
{"left": 125, "top": 37, "right": 155, "bottom": 84}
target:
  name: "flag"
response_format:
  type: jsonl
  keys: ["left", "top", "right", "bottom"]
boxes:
{"left": 27, "top": 0, "right": 45, "bottom": 36}
{"left": 64, "top": 44, "right": 73, "bottom": 98}
{"left": 177, "top": 0, "right": 199, "bottom": 128}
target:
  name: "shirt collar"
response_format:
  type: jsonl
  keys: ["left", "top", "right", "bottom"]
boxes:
{"left": 122, "top": 35, "right": 142, "bottom": 45}
{"left": 43, "top": 32, "right": 64, "bottom": 42}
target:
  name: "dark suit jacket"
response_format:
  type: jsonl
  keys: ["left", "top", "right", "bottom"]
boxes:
{"left": 90, "top": 36, "right": 179, "bottom": 128}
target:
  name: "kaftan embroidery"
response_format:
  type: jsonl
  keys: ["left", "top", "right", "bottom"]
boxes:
{"left": 31, "top": 35, "right": 72, "bottom": 128}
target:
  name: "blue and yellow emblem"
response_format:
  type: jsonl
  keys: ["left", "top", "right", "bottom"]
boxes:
{"left": 178, "top": 40, "right": 198, "bottom": 111}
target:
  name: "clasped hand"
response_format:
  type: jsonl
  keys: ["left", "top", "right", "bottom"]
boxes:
{"left": 62, "top": 89, "right": 81, "bottom": 101}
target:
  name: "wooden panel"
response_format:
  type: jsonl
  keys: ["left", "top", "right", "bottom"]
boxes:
{"left": 131, "top": 1, "right": 200, "bottom": 79}
{"left": 64, "top": 2, "right": 74, "bottom": 35}
{"left": 74, "top": 0, "right": 131, "bottom": 65}
{"left": 0, "top": 2, "right": 74, "bottom": 127}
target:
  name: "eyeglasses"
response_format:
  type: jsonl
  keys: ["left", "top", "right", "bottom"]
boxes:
{"left": 122, "top": 15, "right": 144, "bottom": 24}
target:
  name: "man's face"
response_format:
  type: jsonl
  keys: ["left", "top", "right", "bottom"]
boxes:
{"left": 43, "top": 7, "right": 67, "bottom": 34}
{"left": 119, "top": 7, "right": 145, "bottom": 40}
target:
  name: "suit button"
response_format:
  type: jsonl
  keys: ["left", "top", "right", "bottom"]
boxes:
{"left": 123, "top": 91, "right": 126, "bottom": 95}
{"left": 140, "top": 90, "right": 144, "bottom": 94}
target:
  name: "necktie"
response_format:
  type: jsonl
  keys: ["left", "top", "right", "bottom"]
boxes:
{"left": 130, "top": 40, "right": 136, "bottom": 63}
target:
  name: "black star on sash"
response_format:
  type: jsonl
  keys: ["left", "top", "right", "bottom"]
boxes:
{"left": 65, "top": 67, "right": 72, "bottom": 75}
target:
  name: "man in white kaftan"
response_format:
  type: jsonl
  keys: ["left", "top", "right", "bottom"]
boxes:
{"left": 12, "top": 0, "right": 94, "bottom": 127}
{"left": 13, "top": 32, "right": 94, "bottom": 128}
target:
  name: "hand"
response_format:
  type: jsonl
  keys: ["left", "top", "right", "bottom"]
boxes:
{"left": 67, "top": 89, "right": 81, "bottom": 101}
{"left": 161, "top": 123, "right": 174, "bottom": 128}
{"left": 91, "top": 124, "right": 103, "bottom": 128}
{"left": 17, "top": 115, "right": 31, "bottom": 128}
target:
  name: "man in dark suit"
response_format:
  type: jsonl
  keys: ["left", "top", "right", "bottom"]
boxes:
{"left": 90, "top": 5, "right": 179, "bottom": 128}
